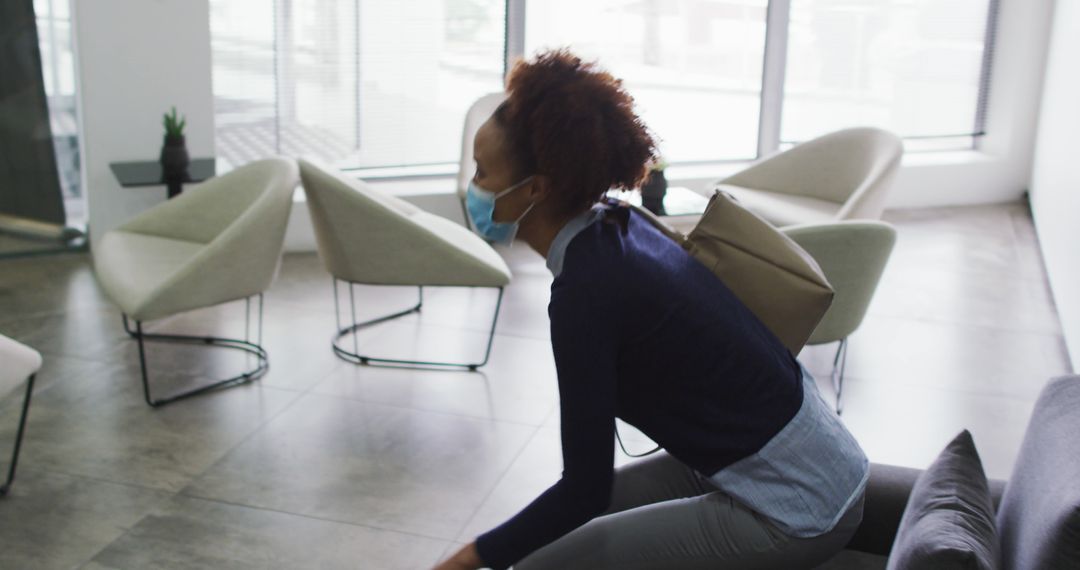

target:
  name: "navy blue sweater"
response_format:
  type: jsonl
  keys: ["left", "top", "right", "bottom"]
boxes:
{"left": 475, "top": 205, "right": 803, "bottom": 569}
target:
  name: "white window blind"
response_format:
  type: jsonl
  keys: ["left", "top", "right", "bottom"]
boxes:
{"left": 210, "top": 0, "right": 506, "bottom": 170}
{"left": 781, "top": 0, "right": 994, "bottom": 148}
{"left": 525, "top": 0, "right": 770, "bottom": 163}
{"left": 212, "top": 0, "right": 999, "bottom": 170}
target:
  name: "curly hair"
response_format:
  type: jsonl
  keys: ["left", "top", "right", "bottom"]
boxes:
{"left": 495, "top": 49, "right": 659, "bottom": 219}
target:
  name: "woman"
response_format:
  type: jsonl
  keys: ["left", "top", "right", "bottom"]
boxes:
{"left": 435, "top": 50, "right": 867, "bottom": 570}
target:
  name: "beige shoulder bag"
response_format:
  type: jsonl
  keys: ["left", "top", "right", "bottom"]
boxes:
{"left": 631, "top": 190, "right": 834, "bottom": 354}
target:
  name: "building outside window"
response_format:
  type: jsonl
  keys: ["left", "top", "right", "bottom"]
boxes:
{"left": 34, "top": 0, "right": 82, "bottom": 223}
{"left": 209, "top": 0, "right": 996, "bottom": 172}
{"left": 210, "top": 0, "right": 506, "bottom": 171}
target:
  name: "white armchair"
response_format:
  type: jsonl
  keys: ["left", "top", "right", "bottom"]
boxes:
{"left": 783, "top": 221, "right": 898, "bottom": 413}
{"left": 718, "top": 128, "right": 903, "bottom": 226}
{"left": 94, "top": 158, "right": 299, "bottom": 406}
{"left": 299, "top": 158, "right": 511, "bottom": 370}
{"left": 0, "top": 333, "right": 40, "bottom": 494}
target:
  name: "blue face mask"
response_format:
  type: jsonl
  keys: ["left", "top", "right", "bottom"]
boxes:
{"left": 466, "top": 176, "right": 535, "bottom": 244}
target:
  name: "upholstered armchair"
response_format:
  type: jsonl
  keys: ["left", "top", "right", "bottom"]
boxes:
{"left": 94, "top": 158, "right": 299, "bottom": 406}
{"left": 299, "top": 158, "right": 511, "bottom": 370}
{"left": 718, "top": 128, "right": 903, "bottom": 226}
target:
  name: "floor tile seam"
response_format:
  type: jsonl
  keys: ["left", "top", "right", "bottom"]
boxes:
{"left": 76, "top": 525, "right": 142, "bottom": 569}
{"left": 881, "top": 262, "right": 1051, "bottom": 285}
{"left": 862, "top": 312, "right": 1064, "bottom": 337}
{"left": 296, "top": 388, "right": 549, "bottom": 429}
{"left": 0, "top": 304, "right": 111, "bottom": 324}
{"left": 9, "top": 465, "right": 182, "bottom": 496}
{"left": 801, "top": 370, "right": 1047, "bottom": 404}
{"left": 6, "top": 466, "right": 185, "bottom": 569}
{"left": 452, "top": 422, "right": 548, "bottom": 542}
{"left": 172, "top": 492, "right": 458, "bottom": 544}
{"left": 314, "top": 292, "right": 550, "bottom": 338}
{"left": 175, "top": 387, "right": 310, "bottom": 494}
{"left": 31, "top": 348, "right": 114, "bottom": 367}
{"left": 859, "top": 311, "right": 1066, "bottom": 339}
{"left": 490, "top": 329, "right": 551, "bottom": 342}
{"left": 244, "top": 381, "right": 308, "bottom": 395}
{"left": 27, "top": 344, "right": 127, "bottom": 365}
{"left": 292, "top": 359, "right": 347, "bottom": 398}
{"left": 878, "top": 267, "right": 1058, "bottom": 290}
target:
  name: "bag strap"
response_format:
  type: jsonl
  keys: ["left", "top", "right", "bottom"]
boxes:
{"left": 622, "top": 201, "right": 690, "bottom": 247}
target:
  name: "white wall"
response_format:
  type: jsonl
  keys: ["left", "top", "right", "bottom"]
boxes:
{"left": 73, "top": 0, "right": 216, "bottom": 250}
{"left": 1030, "top": 0, "right": 1080, "bottom": 370}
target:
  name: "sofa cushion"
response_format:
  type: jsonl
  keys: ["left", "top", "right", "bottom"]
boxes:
{"left": 887, "top": 430, "right": 998, "bottom": 570}
{"left": 94, "top": 231, "right": 206, "bottom": 319}
{"left": 997, "top": 375, "right": 1080, "bottom": 570}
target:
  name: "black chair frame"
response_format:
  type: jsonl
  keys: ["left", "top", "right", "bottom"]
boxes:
{"left": 122, "top": 294, "right": 268, "bottom": 407}
{"left": 331, "top": 279, "right": 503, "bottom": 371}
{"left": 1, "top": 373, "right": 35, "bottom": 495}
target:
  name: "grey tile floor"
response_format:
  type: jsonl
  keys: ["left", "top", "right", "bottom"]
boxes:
{"left": 0, "top": 200, "right": 1072, "bottom": 569}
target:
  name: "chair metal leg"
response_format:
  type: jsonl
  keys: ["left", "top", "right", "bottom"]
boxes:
{"left": 831, "top": 337, "right": 849, "bottom": 415}
{"left": 332, "top": 280, "right": 503, "bottom": 371}
{"left": 123, "top": 294, "right": 269, "bottom": 408}
{"left": 1, "top": 373, "right": 35, "bottom": 495}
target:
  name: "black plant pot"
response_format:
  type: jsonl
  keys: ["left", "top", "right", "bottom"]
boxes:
{"left": 641, "top": 169, "right": 667, "bottom": 215}
{"left": 160, "top": 134, "right": 190, "bottom": 181}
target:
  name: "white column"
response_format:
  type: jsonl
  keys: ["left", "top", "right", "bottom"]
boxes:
{"left": 73, "top": 0, "right": 216, "bottom": 250}
{"left": 1030, "top": 0, "right": 1080, "bottom": 370}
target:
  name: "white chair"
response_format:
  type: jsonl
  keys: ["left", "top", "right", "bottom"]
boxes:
{"left": 783, "top": 221, "right": 897, "bottom": 414}
{"left": 456, "top": 92, "right": 507, "bottom": 228}
{"left": 717, "top": 128, "right": 903, "bottom": 226}
{"left": 299, "top": 158, "right": 511, "bottom": 370}
{"left": 94, "top": 158, "right": 299, "bottom": 407}
{"left": 0, "top": 334, "right": 40, "bottom": 495}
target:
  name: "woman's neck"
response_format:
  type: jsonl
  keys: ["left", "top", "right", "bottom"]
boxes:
{"left": 517, "top": 206, "right": 574, "bottom": 259}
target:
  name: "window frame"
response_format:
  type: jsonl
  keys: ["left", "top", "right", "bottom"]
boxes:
{"left": 345, "top": 0, "right": 1001, "bottom": 180}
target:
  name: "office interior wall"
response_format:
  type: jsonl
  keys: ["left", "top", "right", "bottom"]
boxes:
{"left": 73, "top": 0, "right": 216, "bottom": 250}
{"left": 1030, "top": 0, "right": 1080, "bottom": 370}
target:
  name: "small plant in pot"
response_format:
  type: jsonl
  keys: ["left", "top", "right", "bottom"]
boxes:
{"left": 640, "top": 157, "right": 668, "bottom": 215}
{"left": 160, "top": 106, "right": 189, "bottom": 180}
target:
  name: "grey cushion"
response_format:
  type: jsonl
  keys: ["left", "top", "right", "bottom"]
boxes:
{"left": 997, "top": 375, "right": 1080, "bottom": 570}
{"left": 887, "top": 430, "right": 999, "bottom": 570}
{"left": 846, "top": 464, "right": 1005, "bottom": 558}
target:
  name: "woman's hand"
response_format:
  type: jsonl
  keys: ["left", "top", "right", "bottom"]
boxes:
{"left": 432, "top": 542, "right": 484, "bottom": 570}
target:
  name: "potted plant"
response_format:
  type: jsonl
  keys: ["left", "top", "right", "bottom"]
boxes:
{"left": 640, "top": 157, "right": 668, "bottom": 215}
{"left": 159, "top": 106, "right": 189, "bottom": 180}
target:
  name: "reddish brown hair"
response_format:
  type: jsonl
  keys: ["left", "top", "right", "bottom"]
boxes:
{"left": 495, "top": 49, "right": 658, "bottom": 219}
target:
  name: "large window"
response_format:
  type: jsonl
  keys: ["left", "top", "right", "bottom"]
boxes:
{"left": 782, "top": 0, "right": 995, "bottom": 148}
{"left": 210, "top": 0, "right": 997, "bottom": 170}
{"left": 210, "top": 0, "right": 506, "bottom": 170}
{"left": 526, "top": 0, "right": 769, "bottom": 162}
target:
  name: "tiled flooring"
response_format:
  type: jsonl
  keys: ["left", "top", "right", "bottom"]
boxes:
{"left": 0, "top": 200, "right": 1072, "bottom": 569}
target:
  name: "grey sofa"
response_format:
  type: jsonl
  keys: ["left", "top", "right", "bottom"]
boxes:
{"left": 819, "top": 374, "right": 1080, "bottom": 569}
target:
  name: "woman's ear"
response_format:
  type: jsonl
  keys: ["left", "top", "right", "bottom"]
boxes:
{"left": 528, "top": 175, "right": 552, "bottom": 202}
